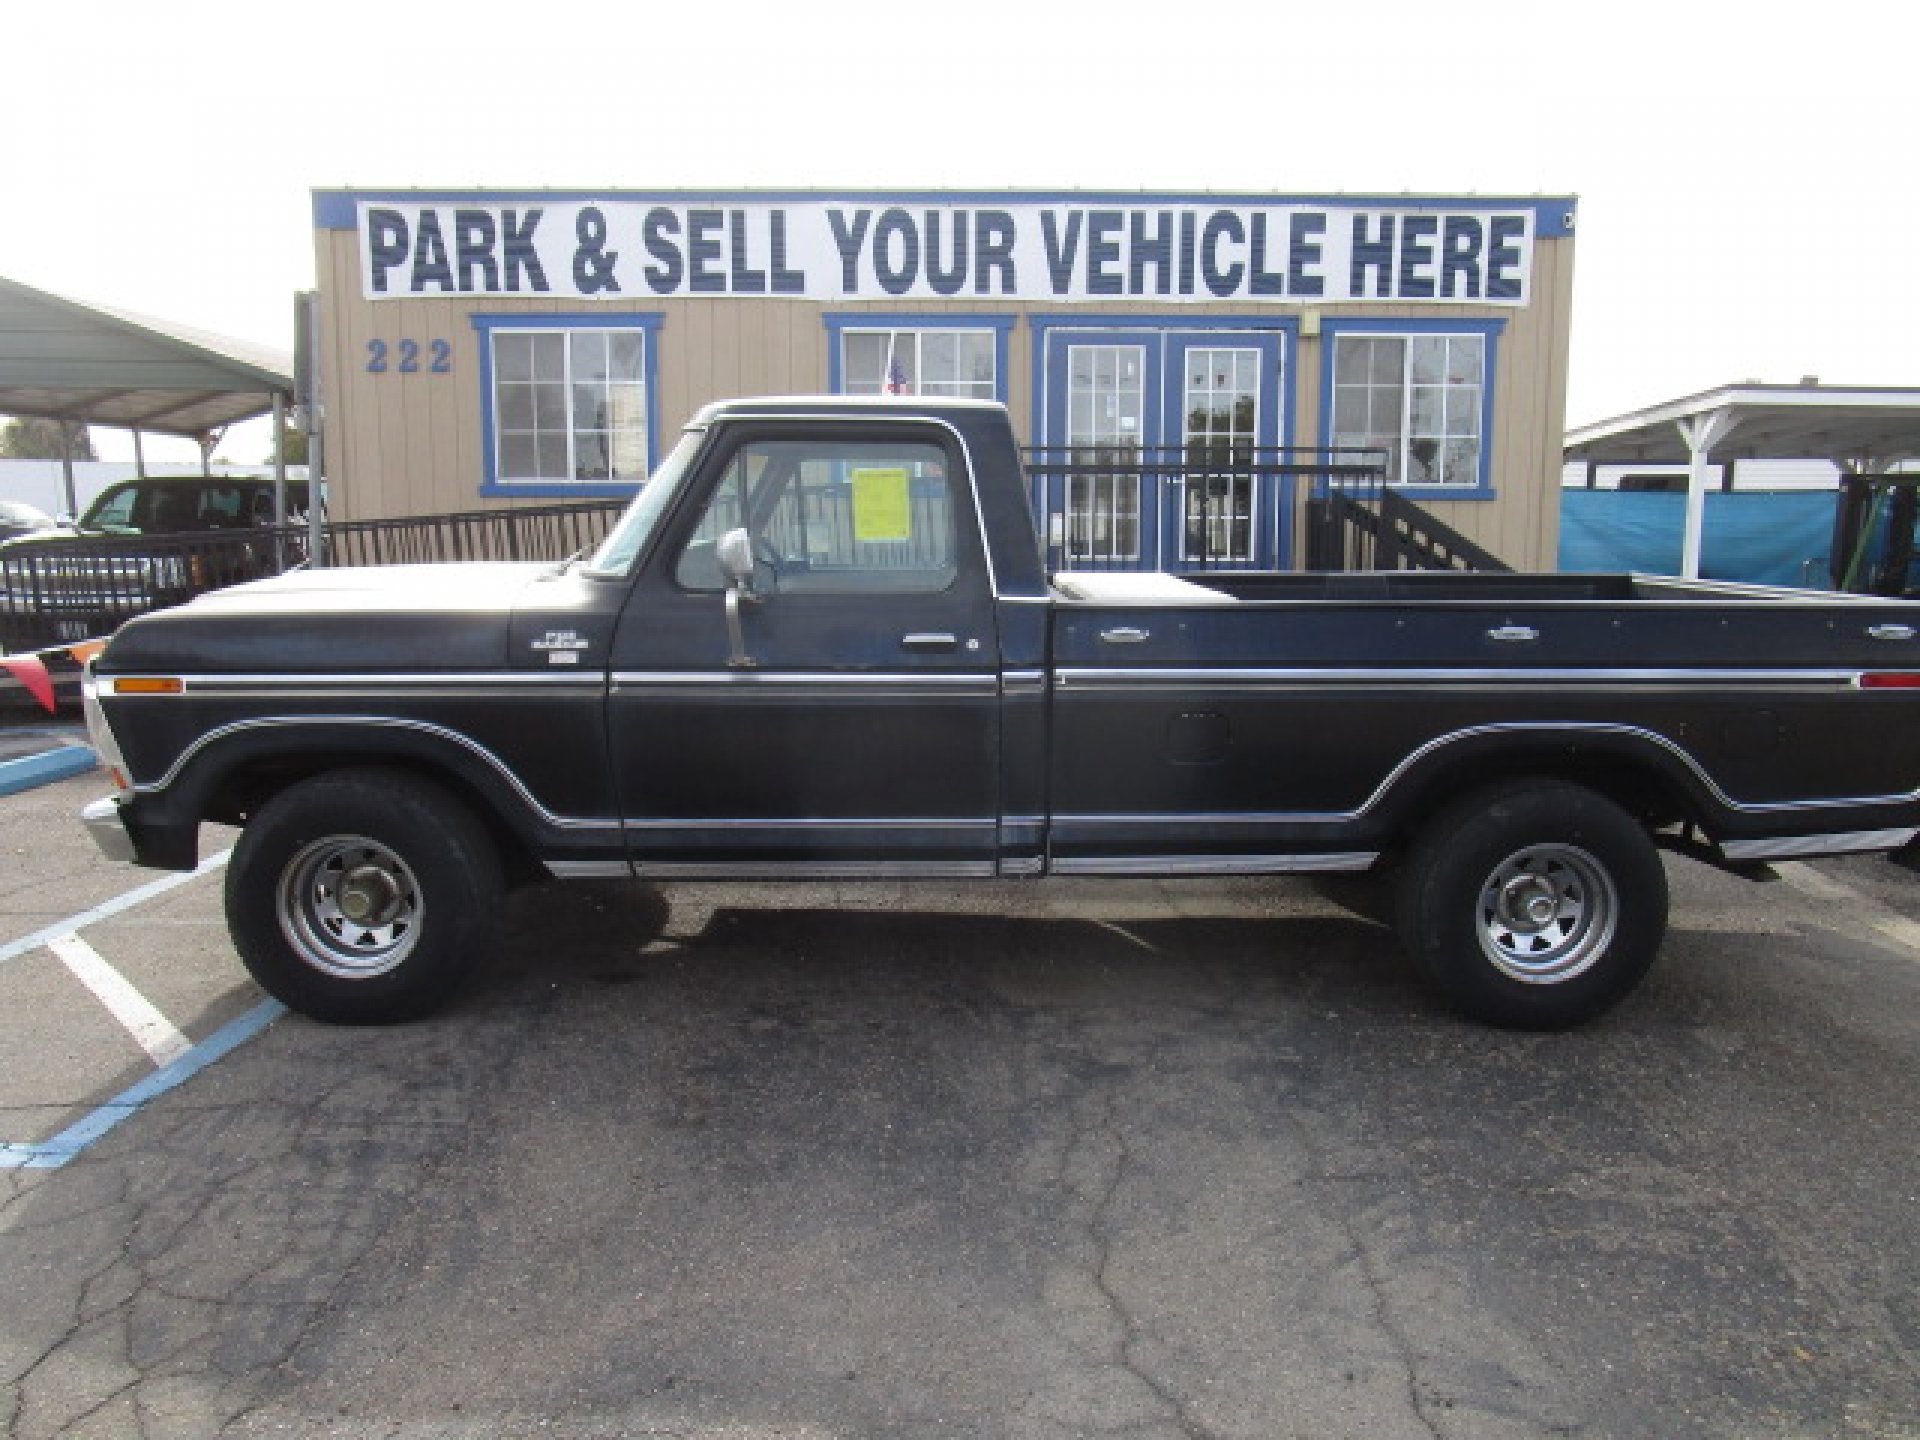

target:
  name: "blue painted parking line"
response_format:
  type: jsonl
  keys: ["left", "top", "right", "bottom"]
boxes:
{"left": 0, "top": 1000, "right": 286, "bottom": 1169}
{"left": 0, "top": 744, "right": 97, "bottom": 796}
{"left": 2, "top": 844, "right": 276, "bottom": 1170}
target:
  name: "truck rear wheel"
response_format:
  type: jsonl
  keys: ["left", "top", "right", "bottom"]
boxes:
{"left": 1394, "top": 780, "right": 1667, "bottom": 1029}
{"left": 225, "top": 768, "right": 501, "bottom": 1024}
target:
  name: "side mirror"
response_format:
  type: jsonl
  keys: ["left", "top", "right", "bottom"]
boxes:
{"left": 716, "top": 527, "right": 756, "bottom": 594}
{"left": 716, "top": 527, "right": 758, "bottom": 669}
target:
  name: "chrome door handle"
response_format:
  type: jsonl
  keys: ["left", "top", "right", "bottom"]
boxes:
{"left": 1868, "top": 624, "right": 1916, "bottom": 641}
{"left": 1099, "top": 627, "right": 1151, "bottom": 644}
{"left": 901, "top": 632, "right": 959, "bottom": 652}
{"left": 1487, "top": 625, "right": 1539, "bottom": 643}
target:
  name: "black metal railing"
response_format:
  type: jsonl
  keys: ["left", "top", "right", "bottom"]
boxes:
{"left": 1023, "top": 446, "right": 1387, "bottom": 572}
{"left": 1303, "top": 485, "right": 1511, "bottom": 575}
{"left": 323, "top": 500, "right": 626, "bottom": 568}
{"left": 1, "top": 500, "right": 628, "bottom": 654}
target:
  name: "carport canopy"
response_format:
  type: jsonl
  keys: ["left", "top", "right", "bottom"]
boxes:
{"left": 1564, "top": 383, "right": 1920, "bottom": 579}
{"left": 0, "top": 274, "right": 295, "bottom": 513}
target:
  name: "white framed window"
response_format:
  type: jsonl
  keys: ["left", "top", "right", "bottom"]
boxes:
{"left": 1330, "top": 332, "right": 1487, "bottom": 489}
{"left": 473, "top": 315, "right": 661, "bottom": 494}
{"left": 841, "top": 329, "right": 998, "bottom": 399}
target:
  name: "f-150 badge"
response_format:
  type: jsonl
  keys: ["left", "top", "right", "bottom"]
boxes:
{"left": 532, "top": 630, "right": 589, "bottom": 665}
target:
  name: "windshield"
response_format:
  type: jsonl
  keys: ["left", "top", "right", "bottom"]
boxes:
{"left": 584, "top": 427, "right": 706, "bottom": 577}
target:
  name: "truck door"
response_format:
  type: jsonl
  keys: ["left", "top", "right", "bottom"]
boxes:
{"left": 605, "top": 419, "right": 1004, "bottom": 875}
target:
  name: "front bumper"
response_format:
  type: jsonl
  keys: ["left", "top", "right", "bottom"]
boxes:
{"left": 81, "top": 795, "right": 138, "bottom": 864}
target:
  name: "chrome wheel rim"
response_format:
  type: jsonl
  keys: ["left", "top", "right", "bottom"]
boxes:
{"left": 278, "top": 835, "right": 423, "bottom": 979}
{"left": 1476, "top": 843, "right": 1617, "bottom": 984}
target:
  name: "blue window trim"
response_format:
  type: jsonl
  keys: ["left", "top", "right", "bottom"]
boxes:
{"left": 469, "top": 312, "right": 663, "bottom": 498}
{"left": 823, "top": 312, "right": 1017, "bottom": 398}
{"left": 1025, "top": 313, "right": 1301, "bottom": 458}
{"left": 1316, "top": 316, "right": 1505, "bottom": 501}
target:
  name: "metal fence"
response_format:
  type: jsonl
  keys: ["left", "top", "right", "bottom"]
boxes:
{"left": 3, "top": 465, "right": 1515, "bottom": 657}
{"left": 324, "top": 500, "right": 626, "bottom": 568}
{"left": 1, "top": 500, "right": 628, "bottom": 654}
{"left": 1023, "top": 446, "right": 1388, "bottom": 572}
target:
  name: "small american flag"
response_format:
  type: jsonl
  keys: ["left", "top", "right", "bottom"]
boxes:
{"left": 885, "top": 358, "right": 910, "bottom": 395}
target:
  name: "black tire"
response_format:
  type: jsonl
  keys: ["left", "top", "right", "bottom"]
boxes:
{"left": 225, "top": 768, "right": 502, "bottom": 1024}
{"left": 1394, "top": 780, "right": 1667, "bottom": 1030}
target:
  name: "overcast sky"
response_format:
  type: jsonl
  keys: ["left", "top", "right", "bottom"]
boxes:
{"left": 2, "top": 0, "right": 1910, "bottom": 462}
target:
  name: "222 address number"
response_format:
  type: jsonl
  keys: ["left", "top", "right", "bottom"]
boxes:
{"left": 366, "top": 339, "right": 451, "bottom": 374}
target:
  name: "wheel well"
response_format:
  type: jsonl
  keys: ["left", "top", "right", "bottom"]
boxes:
{"left": 1381, "top": 749, "right": 1704, "bottom": 861}
{"left": 205, "top": 752, "right": 541, "bottom": 884}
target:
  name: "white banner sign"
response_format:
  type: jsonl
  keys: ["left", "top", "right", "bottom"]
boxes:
{"left": 358, "top": 201, "right": 1535, "bottom": 307}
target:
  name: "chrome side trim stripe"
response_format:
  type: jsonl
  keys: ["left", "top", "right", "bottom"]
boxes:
{"left": 140, "top": 673, "right": 607, "bottom": 696}
{"left": 1056, "top": 667, "right": 1864, "bottom": 690}
{"left": 630, "top": 860, "right": 1000, "bottom": 880}
{"left": 623, "top": 816, "right": 992, "bottom": 833}
{"left": 1720, "top": 828, "right": 1920, "bottom": 861}
{"left": 545, "top": 861, "right": 637, "bottom": 879}
{"left": 111, "top": 663, "right": 1902, "bottom": 694}
{"left": 1052, "top": 852, "right": 1379, "bottom": 877}
{"left": 132, "top": 715, "right": 622, "bottom": 833}
{"left": 1058, "top": 721, "right": 1920, "bottom": 820}
{"left": 612, "top": 670, "right": 997, "bottom": 693}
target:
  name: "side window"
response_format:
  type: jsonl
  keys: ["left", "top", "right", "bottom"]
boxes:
{"left": 676, "top": 438, "right": 958, "bottom": 595}
{"left": 85, "top": 487, "right": 139, "bottom": 531}
{"left": 145, "top": 488, "right": 194, "bottom": 532}
{"left": 201, "top": 486, "right": 246, "bottom": 525}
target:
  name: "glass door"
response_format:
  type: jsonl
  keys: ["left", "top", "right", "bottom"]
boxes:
{"left": 1064, "top": 341, "right": 1148, "bottom": 565}
{"left": 1163, "top": 332, "right": 1286, "bottom": 570}
{"left": 1041, "top": 328, "right": 1285, "bottom": 571}
{"left": 1041, "top": 331, "right": 1165, "bottom": 568}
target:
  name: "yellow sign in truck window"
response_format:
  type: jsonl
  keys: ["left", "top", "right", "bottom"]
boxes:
{"left": 852, "top": 467, "right": 911, "bottom": 543}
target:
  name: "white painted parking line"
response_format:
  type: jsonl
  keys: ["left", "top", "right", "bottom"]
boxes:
{"left": 1, "top": 843, "right": 280, "bottom": 1171}
{"left": 1776, "top": 862, "right": 1920, "bottom": 954}
{"left": 0, "top": 847, "right": 232, "bottom": 969}
{"left": 46, "top": 932, "right": 193, "bottom": 1066}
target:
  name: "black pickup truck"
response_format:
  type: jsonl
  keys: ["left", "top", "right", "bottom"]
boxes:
{"left": 79, "top": 397, "right": 1920, "bottom": 1028}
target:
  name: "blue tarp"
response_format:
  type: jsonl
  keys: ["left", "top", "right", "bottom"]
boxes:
{"left": 1558, "top": 490, "right": 1838, "bottom": 587}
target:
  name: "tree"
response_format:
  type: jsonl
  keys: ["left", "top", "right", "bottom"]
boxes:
{"left": 262, "top": 420, "right": 309, "bottom": 466}
{"left": 0, "top": 415, "right": 97, "bottom": 460}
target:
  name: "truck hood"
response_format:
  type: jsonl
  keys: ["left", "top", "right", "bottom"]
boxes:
{"left": 97, "top": 562, "right": 592, "bottom": 674}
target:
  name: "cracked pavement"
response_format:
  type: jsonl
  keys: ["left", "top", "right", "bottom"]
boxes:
{"left": 2, "top": 777, "right": 1918, "bottom": 1437}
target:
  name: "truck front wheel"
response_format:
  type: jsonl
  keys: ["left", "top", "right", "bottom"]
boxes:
{"left": 225, "top": 769, "right": 501, "bottom": 1024}
{"left": 1394, "top": 780, "right": 1668, "bottom": 1029}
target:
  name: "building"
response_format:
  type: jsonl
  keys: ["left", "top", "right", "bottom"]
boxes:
{"left": 311, "top": 189, "right": 1577, "bottom": 570}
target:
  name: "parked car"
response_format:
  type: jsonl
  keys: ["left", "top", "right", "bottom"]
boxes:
{"left": 0, "top": 476, "right": 314, "bottom": 648}
{"left": 71, "top": 475, "right": 312, "bottom": 537}
{"left": 0, "top": 499, "right": 58, "bottom": 542}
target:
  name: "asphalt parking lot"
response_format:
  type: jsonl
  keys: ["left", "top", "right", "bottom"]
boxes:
{"left": 2, "top": 756, "right": 1917, "bottom": 1439}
